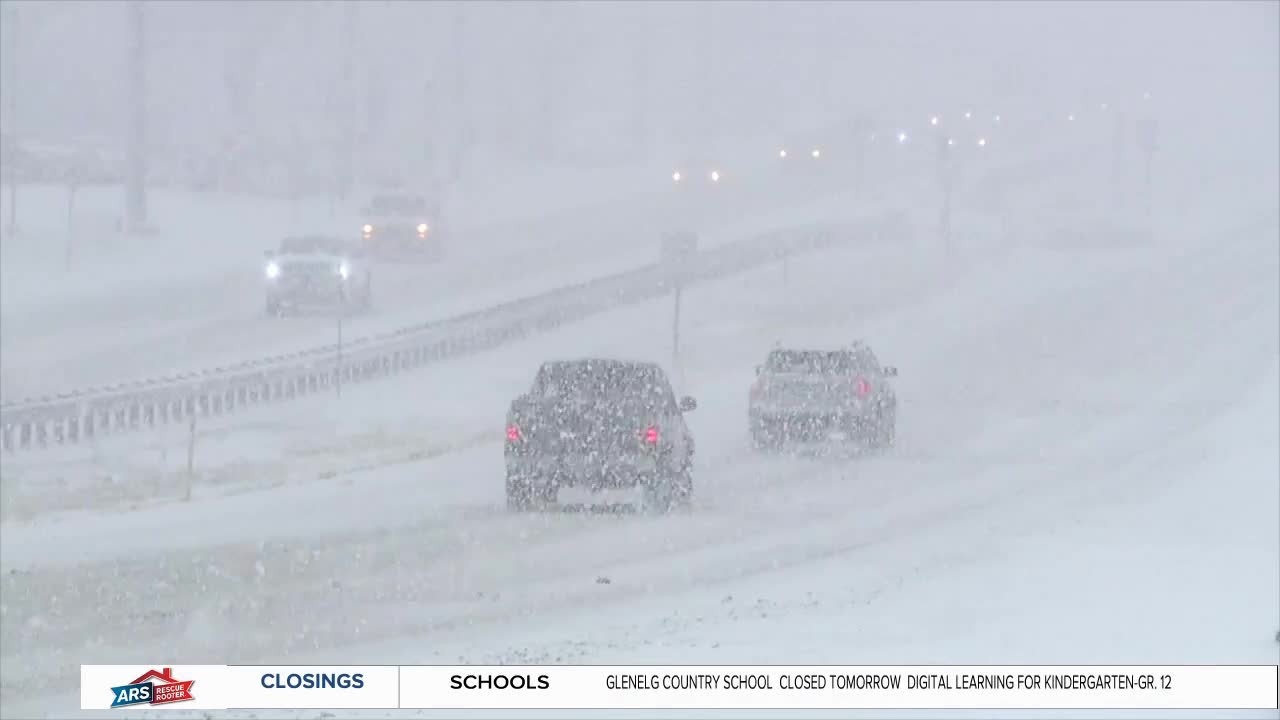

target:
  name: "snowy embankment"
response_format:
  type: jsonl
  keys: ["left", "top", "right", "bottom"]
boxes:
{"left": 1, "top": 176, "right": 1274, "bottom": 720}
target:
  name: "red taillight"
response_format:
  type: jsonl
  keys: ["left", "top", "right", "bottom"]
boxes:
{"left": 644, "top": 426, "right": 659, "bottom": 445}
{"left": 506, "top": 424, "right": 522, "bottom": 442}
{"left": 855, "top": 377, "right": 871, "bottom": 396}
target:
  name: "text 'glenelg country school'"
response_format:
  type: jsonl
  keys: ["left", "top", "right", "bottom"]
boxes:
{"left": 605, "top": 673, "right": 1175, "bottom": 692}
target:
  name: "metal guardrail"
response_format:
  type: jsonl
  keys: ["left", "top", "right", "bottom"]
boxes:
{"left": 0, "top": 211, "right": 910, "bottom": 454}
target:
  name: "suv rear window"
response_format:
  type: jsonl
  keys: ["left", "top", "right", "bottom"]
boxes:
{"left": 534, "top": 362, "right": 675, "bottom": 409}
{"left": 765, "top": 350, "right": 879, "bottom": 374}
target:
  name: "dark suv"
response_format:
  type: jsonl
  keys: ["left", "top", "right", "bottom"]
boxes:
{"left": 504, "top": 359, "right": 697, "bottom": 512}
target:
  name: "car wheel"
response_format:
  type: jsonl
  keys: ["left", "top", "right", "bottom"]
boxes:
{"left": 875, "top": 406, "right": 896, "bottom": 448}
{"left": 642, "top": 469, "right": 693, "bottom": 514}
{"left": 505, "top": 473, "right": 534, "bottom": 512}
{"left": 507, "top": 472, "right": 556, "bottom": 512}
{"left": 751, "top": 420, "right": 781, "bottom": 451}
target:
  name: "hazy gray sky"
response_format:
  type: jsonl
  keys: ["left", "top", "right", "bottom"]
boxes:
{"left": 1, "top": 1, "right": 1275, "bottom": 183}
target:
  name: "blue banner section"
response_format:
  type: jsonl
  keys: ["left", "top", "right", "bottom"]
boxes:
{"left": 109, "top": 681, "right": 153, "bottom": 708}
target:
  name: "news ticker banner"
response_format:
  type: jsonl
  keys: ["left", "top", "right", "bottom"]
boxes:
{"left": 84, "top": 664, "right": 1278, "bottom": 711}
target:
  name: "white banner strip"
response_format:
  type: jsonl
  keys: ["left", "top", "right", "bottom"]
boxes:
{"left": 83, "top": 664, "right": 1279, "bottom": 711}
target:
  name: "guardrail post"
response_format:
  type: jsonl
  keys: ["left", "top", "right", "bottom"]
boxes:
{"left": 184, "top": 413, "right": 196, "bottom": 502}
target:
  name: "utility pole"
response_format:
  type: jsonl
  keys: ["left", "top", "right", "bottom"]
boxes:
{"left": 1137, "top": 114, "right": 1158, "bottom": 221}
{"left": 422, "top": 75, "right": 436, "bottom": 188}
{"left": 450, "top": 1, "right": 468, "bottom": 184}
{"left": 630, "top": 4, "right": 649, "bottom": 160}
{"left": 125, "top": 0, "right": 148, "bottom": 233}
{"left": 852, "top": 112, "right": 872, "bottom": 196}
{"left": 812, "top": 5, "right": 831, "bottom": 116}
{"left": 5, "top": 3, "right": 19, "bottom": 233}
{"left": 337, "top": 0, "right": 358, "bottom": 204}
{"left": 671, "top": 281, "right": 682, "bottom": 376}
{"left": 1111, "top": 109, "right": 1126, "bottom": 208}
{"left": 694, "top": 3, "right": 715, "bottom": 148}
{"left": 535, "top": 3, "right": 558, "bottom": 164}
{"left": 937, "top": 133, "right": 954, "bottom": 257}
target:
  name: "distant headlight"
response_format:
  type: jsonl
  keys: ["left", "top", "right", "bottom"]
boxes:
{"left": 417, "top": 223, "right": 429, "bottom": 234}
{"left": 265, "top": 261, "right": 281, "bottom": 280}
{"left": 337, "top": 262, "right": 350, "bottom": 279}
{"left": 362, "top": 223, "right": 374, "bottom": 234}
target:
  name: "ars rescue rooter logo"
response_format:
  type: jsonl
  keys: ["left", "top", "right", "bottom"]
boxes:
{"left": 110, "top": 667, "right": 195, "bottom": 708}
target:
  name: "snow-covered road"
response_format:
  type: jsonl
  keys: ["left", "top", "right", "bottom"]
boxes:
{"left": 2, "top": 190, "right": 1274, "bottom": 717}
{"left": 0, "top": 116, "right": 1110, "bottom": 402}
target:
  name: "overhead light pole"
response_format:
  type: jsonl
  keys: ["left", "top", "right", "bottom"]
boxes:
{"left": 124, "top": 0, "right": 148, "bottom": 233}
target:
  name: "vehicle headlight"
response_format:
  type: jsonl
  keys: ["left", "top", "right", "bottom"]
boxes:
{"left": 362, "top": 223, "right": 373, "bottom": 234}
{"left": 417, "top": 223, "right": 428, "bottom": 234}
{"left": 337, "top": 262, "right": 350, "bottom": 279}
{"left": 265, "top": 261, "right": 281, "bottom": 280}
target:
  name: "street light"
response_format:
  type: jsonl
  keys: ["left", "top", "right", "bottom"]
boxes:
{"left": 672, "top": 170, "right": 682, "bottom": 183}
{"left": 710, "top": 170, "right": 720, "bottom": 182}
{"left": 963, "top": 111, "right": 972, "bottom": 120}
{"left": 897, "top": 131, "right": 909, "bottom": 144}
{"left": 930, "top": 115, "right": 940, "bottom": 126}
{"left": 811, "top": 148, "right": 821, "bottom": 159}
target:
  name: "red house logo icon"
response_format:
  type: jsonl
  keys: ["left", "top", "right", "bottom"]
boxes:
{"left": 110, "top": 667, "right": 195, "bottom": 708}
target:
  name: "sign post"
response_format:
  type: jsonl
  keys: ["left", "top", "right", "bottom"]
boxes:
{"left": 184, "top": 411, "right": 196, "bottom": 502}
{"left": 1137, "top": 115, "right": 1159, "bottom": 220}
{"left": 336, "top": 314, "right": 344, "bottom": 398}
{"left": 937, "top": 133, "right": 955, "bottom": 259}
{"left": 661, "top": 231, "right": 698, "bottom": 381}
